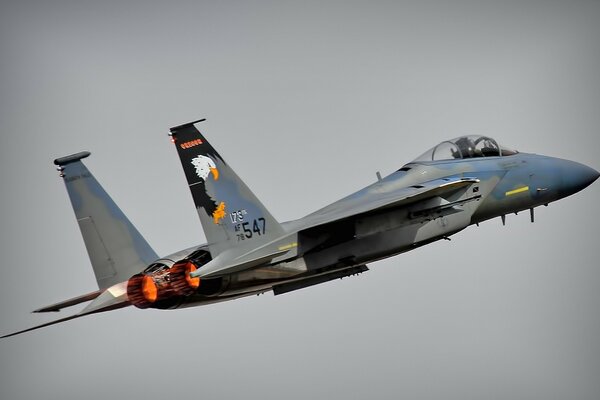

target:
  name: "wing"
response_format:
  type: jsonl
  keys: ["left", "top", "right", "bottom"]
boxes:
{"left": 300, "top": 176, "right": 481, "bottom": 230}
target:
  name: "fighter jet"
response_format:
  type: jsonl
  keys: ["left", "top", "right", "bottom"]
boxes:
{"left": 3, "top": 119, "right": 598, "bottom": 338}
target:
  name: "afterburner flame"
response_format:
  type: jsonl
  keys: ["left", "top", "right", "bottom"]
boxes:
{"left": 170, "top": 260, "right": 202, "bottom": 296}
{"left": 127, "top": 273, "right": 152, "bottom": 309}
{"left": 127, "top": 265, "right": 177, "bottom": 309}
{"left": 142, "top": 275, "right": 158, "bottom": 302}
{"left": 185, "top": 262, "right": 200, "bottom": 289}
{"left": 126, "top": 260, "right": 203, "bottom": 309}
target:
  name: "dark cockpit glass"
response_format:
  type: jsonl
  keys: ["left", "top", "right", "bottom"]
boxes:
{"left": 412, "top": 135, "right": 518, "bottom": 162}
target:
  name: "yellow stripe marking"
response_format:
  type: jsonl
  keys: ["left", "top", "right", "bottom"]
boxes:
{"left": 278, "top": 242, "right": 298, "bottom": 251}
{"left": 505, "top": 186, "right": 529, "bottom": 196}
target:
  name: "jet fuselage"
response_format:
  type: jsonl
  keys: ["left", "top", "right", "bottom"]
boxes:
{"left": 166, "top": 151, "right": 598, "bottom": 310}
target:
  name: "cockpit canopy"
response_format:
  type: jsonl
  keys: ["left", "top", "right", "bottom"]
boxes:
{"left": 412, "top": 135, "right": 518, "bottom": 162}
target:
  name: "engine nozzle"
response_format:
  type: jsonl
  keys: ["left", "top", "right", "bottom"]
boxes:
{"left": 126, "top": 261, "right": 202, "bottom": 309}
{"left": 169, "top": 260, "right": 201, "bottom": 296}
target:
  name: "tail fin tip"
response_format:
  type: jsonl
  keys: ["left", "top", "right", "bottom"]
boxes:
{"left": 169, "top": 118, "right": 206, "bottom": 132}
{"left": 54, "top": 151, "right": 91, "bottom": 166}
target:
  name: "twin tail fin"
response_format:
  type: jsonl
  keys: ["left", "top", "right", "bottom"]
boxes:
{"left": 54, "top": 152, "right": 158, "bottom": 289}
{"left": 169, "top": 119, "right": 284, "bottom": 256}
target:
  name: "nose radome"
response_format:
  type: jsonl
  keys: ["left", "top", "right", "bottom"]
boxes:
{"left": 558, "top": 159, "right": 599, "bottom": 195}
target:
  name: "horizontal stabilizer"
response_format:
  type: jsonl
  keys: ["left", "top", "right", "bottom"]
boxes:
{"left": 1, "top": 282, "right": 130, "bottom": 339}
{"left": 1, "top": 314, "right": 92, "bottom": 339}
{"left": 33, "top": 290, "right": 102, "bottom": 313}
{"left": 1, "top": 301, "right": 129, "bottom": 339}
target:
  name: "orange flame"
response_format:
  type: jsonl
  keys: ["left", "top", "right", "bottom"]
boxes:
{"left": 185, "top": 262, "right": 201, "bottom": 289}
{"left": 141, "top": 275, "right": 158, "bottom": 303}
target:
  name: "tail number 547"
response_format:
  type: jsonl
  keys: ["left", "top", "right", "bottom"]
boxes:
{"left": 236, "top": 218, "right": 266, "bottom": 241}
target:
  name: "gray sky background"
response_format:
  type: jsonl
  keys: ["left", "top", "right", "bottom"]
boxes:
{"left": 1, "top": 1, "right": 599, "bottom": 399}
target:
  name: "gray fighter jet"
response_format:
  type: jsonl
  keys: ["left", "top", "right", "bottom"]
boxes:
{"left": 3, "top": 120, "right": 598, "bottom": 337}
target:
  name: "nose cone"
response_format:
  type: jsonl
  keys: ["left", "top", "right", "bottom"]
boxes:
{"left": 558, "top": 159, "right": 599, "bottom": 196}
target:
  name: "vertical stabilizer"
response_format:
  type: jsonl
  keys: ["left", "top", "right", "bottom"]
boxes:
{"left": 169, "top": 120, "right": 284, "bottom": 256}
{"left": 54, "top": 152, "right": 158, "bottom": 289}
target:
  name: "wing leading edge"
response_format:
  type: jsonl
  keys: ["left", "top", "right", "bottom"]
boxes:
{"left": 299, "top": 176, "right": 481, "bottom": 230}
